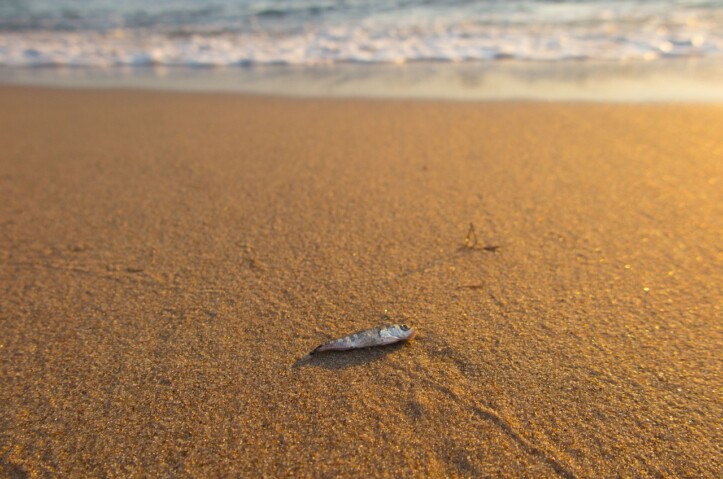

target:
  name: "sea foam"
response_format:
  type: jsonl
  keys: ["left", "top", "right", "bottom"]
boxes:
{"left": 1, "top": 1, "right": 722, "bottom": 67}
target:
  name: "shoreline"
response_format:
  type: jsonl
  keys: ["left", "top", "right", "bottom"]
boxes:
{"left": 1, "top": 86, "right": 721, "bottom": 477}
{"left": 2, "top": 59, "right": 723, "bottom": 102}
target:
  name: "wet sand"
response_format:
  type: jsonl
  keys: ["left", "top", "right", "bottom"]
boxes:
{"left": 0, "top": 86, "right": 721, "bottom": 477}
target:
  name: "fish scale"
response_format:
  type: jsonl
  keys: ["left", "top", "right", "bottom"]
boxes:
{"left": 307, "top": 324, "right": 416, "bottom": 357}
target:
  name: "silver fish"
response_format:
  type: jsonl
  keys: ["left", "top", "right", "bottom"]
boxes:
{"left": 308, "top": 324, "right": 416, "bottom": 356}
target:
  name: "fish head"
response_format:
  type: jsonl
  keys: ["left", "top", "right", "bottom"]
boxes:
{"left": 391, "top": 323, "right": 417, "bottom": 340}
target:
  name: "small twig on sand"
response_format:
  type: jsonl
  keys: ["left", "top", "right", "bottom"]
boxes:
{"left": 460, "top": 223, "right": 500, "bottom": 252}
{"left": 464, "top": 223, "right": 478, "bottom": 248}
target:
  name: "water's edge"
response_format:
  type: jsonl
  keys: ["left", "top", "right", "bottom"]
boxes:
{"left": 2, "top": 60, "right": 722, "bottom": 102}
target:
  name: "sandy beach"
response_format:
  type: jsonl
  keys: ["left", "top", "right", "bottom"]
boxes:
{"left": 0, "top": 86, "right": 721, "bottom": 477}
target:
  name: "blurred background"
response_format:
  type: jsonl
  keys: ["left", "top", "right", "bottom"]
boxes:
{"left": 1, "top": 0, "right": 722, "bottom": 100}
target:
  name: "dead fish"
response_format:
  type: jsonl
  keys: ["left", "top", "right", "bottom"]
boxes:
{"left": 306, "top": 324, "right": 416, "bottom": 357}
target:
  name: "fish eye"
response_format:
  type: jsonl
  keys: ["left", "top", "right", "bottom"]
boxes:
{"left": 400, "top": 324, "right": 410, "bottom": 331}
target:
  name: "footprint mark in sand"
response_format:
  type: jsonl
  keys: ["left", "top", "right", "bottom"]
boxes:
{"left": 0, "top": 458, "right": 29, "bottom": 479}
{"left": 409, "top": 343, "right": 577, "bottom": 479}
{"left": 468, "top": 404, "right": 576, "bottom": 479}
{"left": 444, "top": 443, "right": 481, "bottom": 477}
{"left": 404, "top": 398, "right": 426, "bottom": 421}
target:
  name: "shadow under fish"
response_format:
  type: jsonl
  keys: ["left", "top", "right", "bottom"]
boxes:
{"left": 295, "top": 342, "right": 407, "bottom": 370}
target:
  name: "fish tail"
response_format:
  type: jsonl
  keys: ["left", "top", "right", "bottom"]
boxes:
{"left": 306, "top": 344, "right": 324, "bottom": 357}
{"left": 298, "top": 344, "right": 324, "bottom": 363}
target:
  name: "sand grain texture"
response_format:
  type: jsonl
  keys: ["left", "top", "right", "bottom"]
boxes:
{"left": 0, "top": 87, "right": 721, "bottom": 478}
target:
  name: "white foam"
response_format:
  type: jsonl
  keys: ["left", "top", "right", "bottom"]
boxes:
{"left": 1, "top": 3, "right": 723, "bottom": 67}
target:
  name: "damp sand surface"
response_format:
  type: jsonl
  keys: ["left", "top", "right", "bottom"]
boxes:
{"left": 0, "top": 87, "right": 721, "bottom": 477}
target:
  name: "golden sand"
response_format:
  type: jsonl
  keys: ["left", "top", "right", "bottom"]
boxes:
{"left": 0, "top": 87, "right": 721, "bottom": 477}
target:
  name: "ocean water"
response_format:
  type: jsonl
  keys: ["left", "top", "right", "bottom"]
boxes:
{"left": 1, "top": 1, "right": 723, "bottom": 67}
